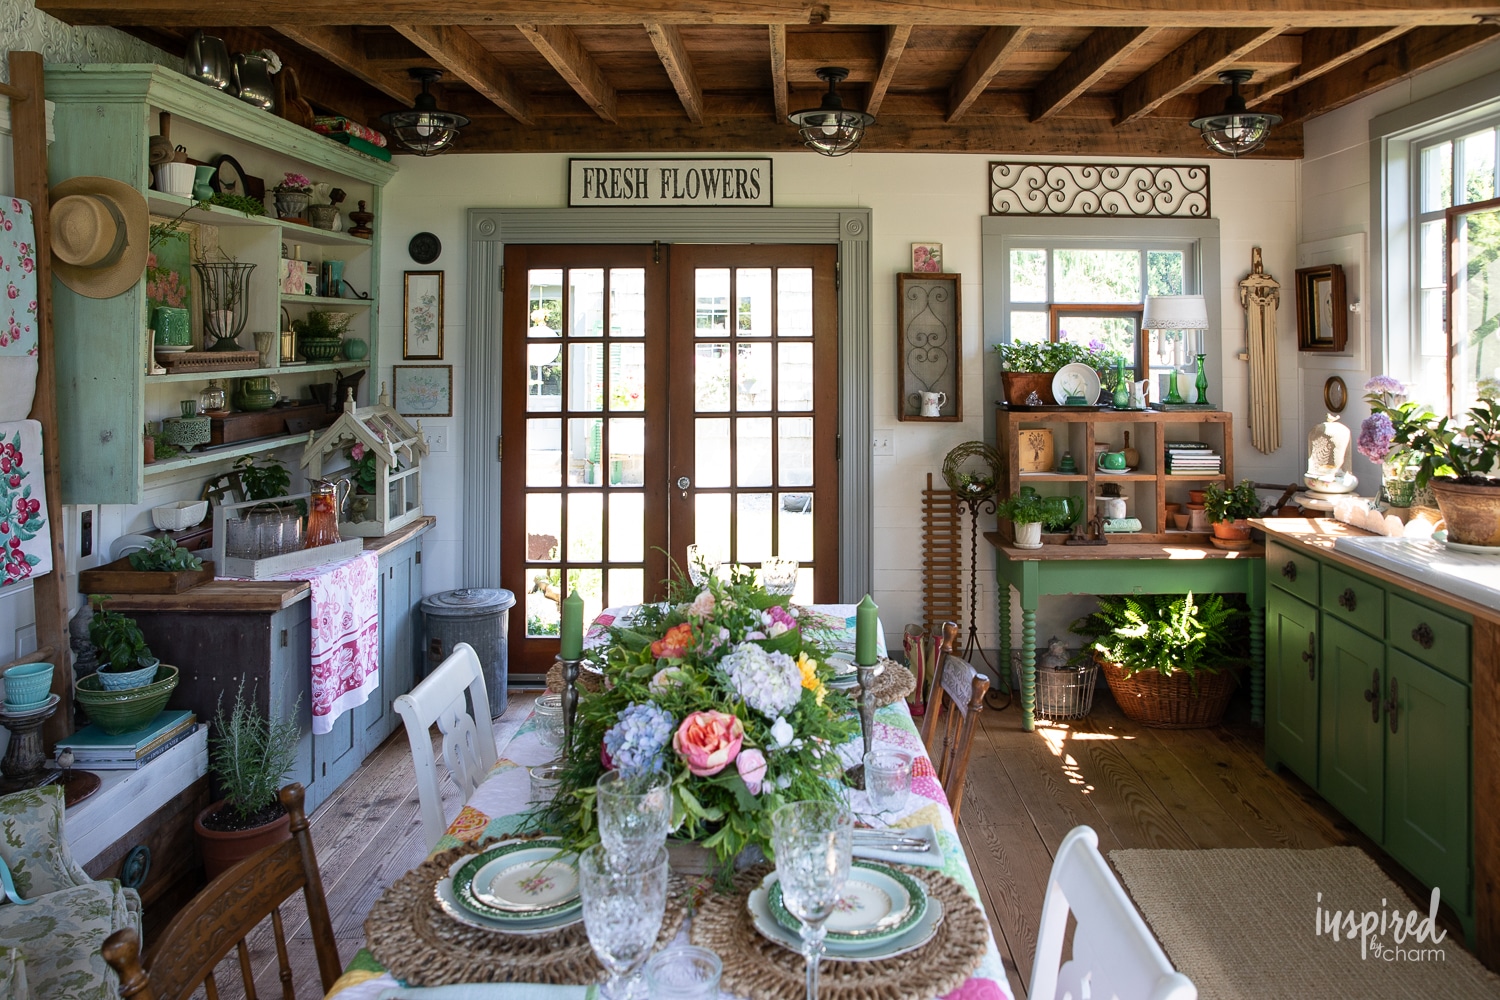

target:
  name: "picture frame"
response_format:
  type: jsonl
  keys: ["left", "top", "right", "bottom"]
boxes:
{"left": 393, "top": 364, "right": 453, "bottom": 417}
{"left": 1295, "top": 263, "right": 1347, "bottom": 352}
{"left": 403, "top": 270, "right": 445, "bottom": 359}
{"left": 911, "top": 242, "right": 942, "bottom": 273}
{"left": 896, "top": 272, "right": 961, "bottom": 421}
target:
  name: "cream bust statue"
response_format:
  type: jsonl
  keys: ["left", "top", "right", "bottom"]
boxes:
{"left": 1304, "top": 411, "right": 1359, "bottom": 495}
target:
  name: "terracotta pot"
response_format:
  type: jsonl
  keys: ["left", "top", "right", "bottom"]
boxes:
{"left": 1428, "top": 477, "right": 1500, "bottom": 547}
{"left": 1171, "top": 513, "right": 1191, "bottom": 530}
{"left": 1187, "top": 489, "right": 1208, "bottom": 505}
{"left": 195, "top": 800, "right": 291, "bottom": 879}
{"left": 1001, "top": 371, "right": 1057, "bottom": 406}
{"left": 1211, "top": 519, "right": 1252, "bottom": 541}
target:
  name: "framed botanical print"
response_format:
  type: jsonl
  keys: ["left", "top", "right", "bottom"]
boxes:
{"left": 393, "top": 364, "right": 453, "bottom": 417}
{"left": 1295, "top": 263, "right": 1347, "bottom": 352}
{"left": 403, "top": 270, "right": 445, "bottom": 359}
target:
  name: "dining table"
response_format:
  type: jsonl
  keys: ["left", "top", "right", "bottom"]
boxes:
{"left": 325, "top": 605, "right": 1015, "bottom": 1000}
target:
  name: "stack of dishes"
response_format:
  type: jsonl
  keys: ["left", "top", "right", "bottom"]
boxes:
{"left": 825, "top": 653, "right": 860, "bottom": 690}
{"left": 434, "top": 839, "right": 583, "bottom": 936}
{"left": 748, "top": 861, "right": 945, "bottom": 961}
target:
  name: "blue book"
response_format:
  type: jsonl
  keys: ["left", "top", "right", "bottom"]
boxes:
{"left": 57, "top": 710, "right": 195, "bottom": 755}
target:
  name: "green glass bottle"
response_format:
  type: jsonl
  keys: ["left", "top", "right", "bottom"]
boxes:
{"left": 1111, "top": 356, "right": 1130, "bottom": 409}
{"left": 1194, "top": 354, "right": 1210, "bottom": 405}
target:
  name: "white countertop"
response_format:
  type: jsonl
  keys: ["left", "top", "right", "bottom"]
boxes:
{"left": 1332, "top": 535, "right": 1500, "bottom": 612}
{"left": 66, "top": 725, "right": 208, "bottom": 866}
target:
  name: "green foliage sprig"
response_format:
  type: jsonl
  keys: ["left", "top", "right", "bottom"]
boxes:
{"left": 210, "top": 678, "right": 302, "bottom": 823}
{"left": 208, "top": 192, "right": 268, "bottom": 217}
{"left": 128, "top": 536, "right": 204, "bottom": 572}
{"left": 87, "top": 595, "right": 154, "bottom": 673}
{"left": 997, "top": 491, "right": 1047, "bottom": 525}
{"left": 993, "top": 340, "right": 1124, "bottom": 374}
{"left": 1202, "top": 479, "right": 1263, "bottom": 524}
{"left": 1071, "top": 592, "right": 1242, "bottom": 680}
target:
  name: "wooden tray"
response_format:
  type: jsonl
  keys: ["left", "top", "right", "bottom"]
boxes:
{"left": 79, "top": 557, "right": 216, "bottom": 595}
{"left": 210, "top": 403, "right": 337, "bottom": 446}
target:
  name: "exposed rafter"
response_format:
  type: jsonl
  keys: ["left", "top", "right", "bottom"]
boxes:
{"left": 1242, "top": 25, "right": 1415, "bottom": 107}
{"left": 947, "top": 26, "right": 1032, "bottom": 123}
{"left": 867, "top": 24, "right": 913, "bottom": 117}
{"left": 1117, "top": 26, "right": 1286, "bottom": 124}
{"left": 517, "top": 23, "right": 619, "bottom": 123}
{"left": 645, "top": 22, "right": 704, "bottom": 124}
{"left": 769, "top": 24, "right": 788, "bottom": 122}
{"left": 274, "top": 24, "right": 417, "bottom": 105}
{"left": 392, "top": 23, "right": 533, "bottom": 124}
{"left": 1031, "top": 26, "right": 1160, "bottom": 121}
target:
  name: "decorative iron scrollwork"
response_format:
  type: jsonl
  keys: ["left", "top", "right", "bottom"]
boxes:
{"left": 989, "top": 161, "right": 1211, "bottom": 218}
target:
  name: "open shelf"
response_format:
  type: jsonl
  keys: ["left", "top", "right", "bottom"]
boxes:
{"left": 1018, "top": 473, "right": 1089, "bottom": 482}
{"left": 148, "top": 360, "right": 368, "bottom": 384}
{"left": 281, "top": 294, "right": 373, "bottom": 308}
{"left": 147, "top": 197, "right": 374, "bottom": 248}
{"left": 143, "top": 433, "right": 303, "bottom": 477}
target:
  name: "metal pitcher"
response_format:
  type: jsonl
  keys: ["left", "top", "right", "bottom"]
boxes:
{"left": 185, "top": 31, "right": 231, "bottom": 90}
{"left": 233, "top": 52, "right": 276, "bottom": 109}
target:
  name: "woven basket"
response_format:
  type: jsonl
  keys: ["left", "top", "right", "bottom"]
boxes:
{"left": 74, "top": 665, "right": 179, "bottom": 734}
{"left": 1095, "top": 653, "right": 1238, "bottom": 729}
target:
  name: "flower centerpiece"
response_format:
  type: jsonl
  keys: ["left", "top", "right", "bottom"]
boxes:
{"left": 993, "top": 339, "right": 1124, "bottom": 405}
{"left": 540, "top": 566, "right": 858, "bottom": 868}
{"left": 1358, "top": 375, "right": 1432, "bottom": 507}
{"left": 272, "top": 172, "right": 313, "bottom": 221}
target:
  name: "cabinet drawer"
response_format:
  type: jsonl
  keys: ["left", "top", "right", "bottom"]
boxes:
{"left": 1320, "top": 565, "right": 1385, "bottom": 636}
{"left": 1388, "top": 596, "right": 1470, "bottom": 683}
{"left": 1267, "top": 540, "right": 1319, "bottom": 605}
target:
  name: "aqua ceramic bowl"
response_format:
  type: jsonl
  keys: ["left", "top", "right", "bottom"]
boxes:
{"left": 4, "top": 661, "right": 54, "bottom": 709}
{"left": 96, "top": 658, "right": 161, "bottom": 691}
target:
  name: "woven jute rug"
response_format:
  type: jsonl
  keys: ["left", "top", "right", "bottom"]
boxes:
{"left": 1110, "top": 847, "right": 1500, "bottom": 1000}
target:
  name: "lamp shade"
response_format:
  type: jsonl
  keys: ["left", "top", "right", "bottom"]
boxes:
{"left": 1190, "top": 70, "right": 1280, "bottom": 158}
{"left": 788, "top": 67, "right": 875, "bottom": 157}
{"left": 1142, "top": 294, "right": 1208, "bottom": 330}
{"left": 381, "top": 68, "right": 470, "bottom": 156}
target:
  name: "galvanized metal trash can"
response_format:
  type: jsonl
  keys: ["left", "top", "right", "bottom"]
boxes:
{"left": 421, "top": 588, "right": 516, "bottom": 718}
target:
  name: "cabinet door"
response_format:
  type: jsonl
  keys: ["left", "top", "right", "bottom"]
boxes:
{"left": 269, "top": 605, "right": 318, "bottom": 812}
{"left": 1385, "top": 650, "right": 1471, "bottom": 914}
{"left": 358, "top": 550, "right": 404, "bottom": 752}
{"left": 1265, "top": 588, "right": 1320, "bottom": 783}
{"left": 1317, "top": 618, "right": 1386, "bottom": 840}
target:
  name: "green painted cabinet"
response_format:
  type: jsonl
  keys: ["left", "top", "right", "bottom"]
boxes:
{"left": 1318, "top": 617, "right": 1386, "bottom": 839}
{"left": 1265, "top": 587, "right": 1319, "bottom": 784}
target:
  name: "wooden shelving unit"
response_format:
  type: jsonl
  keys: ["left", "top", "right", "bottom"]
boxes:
{"left": 996, "top": 406, "right": 1235, "bottom": 545}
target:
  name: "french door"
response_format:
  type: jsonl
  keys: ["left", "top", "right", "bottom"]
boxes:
{"left": 501, "top": 243, "right": 839, "bottom": 676}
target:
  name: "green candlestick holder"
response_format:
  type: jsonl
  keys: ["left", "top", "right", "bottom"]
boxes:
{"left": 1166, "top": 368, "right": 1187, "bottom": 405}
{"left": 1194, "top": 354, "right": 1210, "bottom": 405}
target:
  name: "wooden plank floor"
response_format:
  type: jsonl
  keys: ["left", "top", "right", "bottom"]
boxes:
{"left": 186, "top": 686, "right": 1469, "bottom": 999}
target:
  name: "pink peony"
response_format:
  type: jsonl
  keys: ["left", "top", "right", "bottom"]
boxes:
{"left": 688, "top": 589, "right": 715, "bottom": 619}
{"left": 673, "top": 710, "right": 743, "bottom": 776}
{"left": 736, "top": 747, "right": 767, "bottom": 794}
{"left": 351, "top": 441, "right": 366, "bottom": 460}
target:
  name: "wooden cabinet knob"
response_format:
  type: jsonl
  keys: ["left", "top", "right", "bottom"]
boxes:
{"left": 1338, "top": 588, "right": 1356, "bottom": 611}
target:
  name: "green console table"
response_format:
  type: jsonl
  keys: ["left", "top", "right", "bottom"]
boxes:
{"left": 987, "top": 533, "right": 1266, "bottom": 731}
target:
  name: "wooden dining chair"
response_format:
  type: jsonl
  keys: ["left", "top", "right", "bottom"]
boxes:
{"left": 918, "top": 651, "right": 989, "bottom": 822}
{"left": 1029, "top": 825, "right": 1196, "bottom": 1000}
{"left": 394, "top": 641, "right": 499, "bottom": 850}
{"left": 100, "top": 784, "right": 341, "bottom": 1000}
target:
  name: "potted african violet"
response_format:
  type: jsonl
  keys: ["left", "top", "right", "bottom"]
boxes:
{"left": 87, "top": 596, "right": 160, "bottom": 690}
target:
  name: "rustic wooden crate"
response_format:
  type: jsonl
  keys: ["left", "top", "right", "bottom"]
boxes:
{"left": 78, "top": 557, "right": 216, "bottom": 595}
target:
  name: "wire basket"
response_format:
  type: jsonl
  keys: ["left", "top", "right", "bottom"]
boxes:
{"left": 195, "top": 260, "right": 257, "bottom": 351}
{"left": 1034, "top": 660, "right": 1099, "bottom": 720}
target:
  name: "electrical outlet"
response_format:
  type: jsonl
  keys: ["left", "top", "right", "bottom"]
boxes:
{"left": 871, "top": 432, "right": 894, "bottom": 457}
{"left": 425, "top": 425, "right": 450, "bottom": 453}
{"left": 79, "top": 509, "right": 93, "bottom": 558}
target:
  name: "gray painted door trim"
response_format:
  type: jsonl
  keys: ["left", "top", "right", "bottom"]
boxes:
{"left": 463, "top": 207, "right": 873, "bottom": 602}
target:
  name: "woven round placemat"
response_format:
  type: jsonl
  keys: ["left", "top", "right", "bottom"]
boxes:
{"left": 831, "top": 660, "right": 915, "bottom": 708}
{"left": 365, "top": 842, "right": 690, "bottom": 986}
{"left": 690, "top": 863, "right": 988, "bottom": 1000}
{"left": 545, "top": 662, "right": 606, "bottom": 694}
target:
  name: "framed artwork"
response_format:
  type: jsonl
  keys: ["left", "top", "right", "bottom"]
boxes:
{"left": 393, "top": 364, "right": 453, "bottom": 417}
{"left": 403, "top": 270, "right": 445, "bottom": 359}
{"left": 146, "top": 215, "right": 199, "bottom": 318}
{"left": 896, "top": 272, "right": 961, "bottom": 421}
{"left": 911, "top": 242, "right": 942, "bottom": 273}
{"left": 1295, "top": 263, "right": 1347, "bottom": 352}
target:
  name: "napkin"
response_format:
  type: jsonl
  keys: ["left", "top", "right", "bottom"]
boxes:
{"left": 853, "top": 824, "right": 945, "bottom": 868}
{"left": 378, "top": 986, "right": 597, "bottom": 999}
{"left": 0, "top": 420, "right": 51, "bottom": 585}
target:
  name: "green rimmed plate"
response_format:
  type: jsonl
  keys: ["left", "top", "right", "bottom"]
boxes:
{"left": 769, "top": 861, "right": 928, "bottom": 946}
{"left": 453, "top": 840, "right": 581, "bottom": 923}
{"left": 435, "top": 857, "right": 582, "bottom": 937}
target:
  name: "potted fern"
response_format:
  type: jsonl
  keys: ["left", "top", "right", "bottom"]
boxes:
{"left": 1201, "top": 479, "right": 1263, "bottom": 544}
{"left": 999, "top": 489, "right": 1048, "bottom": 548}
{"left": 194, "top": 679, "right": 302, "bottom": 878}
{"left": 1071, "top": 592, "right": 1244, "bottom": 728}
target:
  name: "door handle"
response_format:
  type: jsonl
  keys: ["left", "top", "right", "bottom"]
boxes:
{"left": 1364, "top": 668, "right": 1381, "bottom": 724}
{"left": 1281, "top": 560, "right": 1298, "bottom": 581}
{"left": 675, "top": 475, "right": 691, "bottom": 498}
{"left": 1301, "top": 632, "right": 1316, "bottom": 680}
{"left": 1338, "top": 588, "right": 1357, "bottom": 611}
{"left": 1385, "top": 677, "right": 1400, "bottom": 734}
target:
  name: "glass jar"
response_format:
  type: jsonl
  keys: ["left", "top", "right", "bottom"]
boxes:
{"left": 198, "top": 379, "right": 227, "bottom": 414}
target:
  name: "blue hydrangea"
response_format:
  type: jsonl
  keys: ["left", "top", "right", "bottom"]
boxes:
{"left": 603, "top": 701, "right": 676, "bottom": 776}
{"left": 720, "top": 642, "right": 803, "bottom": 719}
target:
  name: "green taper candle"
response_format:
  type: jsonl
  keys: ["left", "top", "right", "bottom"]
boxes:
{"left": 855, "top": 594, "right": 879, "bottom": 666}
{"left": 559, "top": 589, "right": 585, "bottom": 660}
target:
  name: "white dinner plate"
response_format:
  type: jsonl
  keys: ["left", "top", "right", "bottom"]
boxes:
{"left": 768, "top": 861, "right": 927, "bottom": 945}
{"left": 435, "top": 851, "right": 583, "bottom": 936}
{"left": 748, "top": 873, "right": 944, "bottom": 962}
{"left": 1052, "top": 363, "right": 1102, "bottom": 407}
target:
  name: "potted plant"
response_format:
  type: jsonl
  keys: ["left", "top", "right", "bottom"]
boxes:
{"left": 86, "top": 595, "right": 160, "bottom": 690}
{"left": 999, "top": 490, "right": 1048, "bottom": 548}
{"left": 993, "top": 340, "right": 1122, "bottom": 406}
{"left": 1072, "top": 592, "right": 1244, "bottom": 728}
{"left": 272, "top": 171, "right": 312, "bottom": 220}
{"left": 1201, "top": 479, "right": 1263, "bottom": 542}
{"left": 195, "top": 679, "right": 302, "bottom": 878}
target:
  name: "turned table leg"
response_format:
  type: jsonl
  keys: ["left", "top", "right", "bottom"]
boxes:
{"left": 1020, "top": 607, "right": 1037, "bottom": 732}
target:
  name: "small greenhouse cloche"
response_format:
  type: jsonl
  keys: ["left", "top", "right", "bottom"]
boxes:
{"left": 301, "top": 383, "right": 429, "bottom": 537}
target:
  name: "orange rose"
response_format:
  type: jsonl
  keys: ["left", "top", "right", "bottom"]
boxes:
{"left": 651, "top": 622, "right": 694, "bottom": 659}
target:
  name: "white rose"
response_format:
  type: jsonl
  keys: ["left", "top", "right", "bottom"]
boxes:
{"left": 769, "top": 716, "right": 795, "bottom": 749}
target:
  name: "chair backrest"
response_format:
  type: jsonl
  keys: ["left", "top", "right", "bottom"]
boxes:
{"left": 918, "top": 651, "right": 988, "bottom": 821}
{"left": 393, "top": 641, "right": 499, "bottom": 850}
{"left": 1029, "top": 826, "right": 1197, "bottom": 1000}
{"left": 101, "top": 784, "right": 341, "bottom": 1000}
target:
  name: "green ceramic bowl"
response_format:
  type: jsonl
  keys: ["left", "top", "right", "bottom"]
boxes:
{"left": 300, "top": 337, "right": 343, "bottom": 362}
{"left": 75, "top": 665, "right": 179, "bottom": 734}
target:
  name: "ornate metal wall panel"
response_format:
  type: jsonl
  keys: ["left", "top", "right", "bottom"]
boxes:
{"left": 989, "top": 162, "right": 1210, "bottom": 218}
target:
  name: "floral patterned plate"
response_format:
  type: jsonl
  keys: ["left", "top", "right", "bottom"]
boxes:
{"left": 767, "top": 862, "right": 928, "bottom": 946}
{"left": 749, "top": 873, "right": 944, "bottom": 961}
{"left": 435, "top": 862, "right": 583, "bottom": 937}
{"left": 453, "top": 841, "right": 582, "bottom": 922}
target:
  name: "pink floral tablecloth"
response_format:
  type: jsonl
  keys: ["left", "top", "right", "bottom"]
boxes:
{"left": 279, "top": 550, "right": 380, "bottom": 735}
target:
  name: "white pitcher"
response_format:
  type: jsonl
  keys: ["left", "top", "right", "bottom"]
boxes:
{"left": 909, "top": 390, "right": 947, "bottom": 417}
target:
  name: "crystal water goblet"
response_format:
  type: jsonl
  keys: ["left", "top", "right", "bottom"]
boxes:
{"left": 760, "top": 557, "right": 799, "bottom": 596}
{"left": 770, "top": 800, "right": 853, "bottom": 1000}
{"left": 864, "top": 749, "right": 913, "bottom": 814}
{"left": 685, "top": 543, "right": 718, "bottom": 587}
{"left": 596, "top": 769, "right": 674, "bottom": 859}
{"left": 579, "top": 844, "right": 669, "bottom": 1000}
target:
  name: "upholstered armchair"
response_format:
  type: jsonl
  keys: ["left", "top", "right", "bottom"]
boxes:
{"left": 0, "top": 784, "right": 142, "bottom": 999}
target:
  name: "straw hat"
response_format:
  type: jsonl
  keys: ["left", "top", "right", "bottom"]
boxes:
{"left": 49, "top": 176, "right": 149, "bottom": 299}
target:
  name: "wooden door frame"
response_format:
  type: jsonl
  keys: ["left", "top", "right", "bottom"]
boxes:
{"left": 464, "top": 207, "right": 873, "bottom": 603}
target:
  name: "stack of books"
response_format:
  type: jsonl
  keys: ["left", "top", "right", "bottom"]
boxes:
{"left": 1165, "top": 441, "right": 1223, "bottom": 475}
{"left": 56, "top": 710, "right": 197, "bottom": 770}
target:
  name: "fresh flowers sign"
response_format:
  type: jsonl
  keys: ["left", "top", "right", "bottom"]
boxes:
{"left": 545, "top": 567, "right": 856, "bottom": 864}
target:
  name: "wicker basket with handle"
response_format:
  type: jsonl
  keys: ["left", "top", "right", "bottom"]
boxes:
{"left": 1095, "top": 652, "right": 1239, "bottom": 729}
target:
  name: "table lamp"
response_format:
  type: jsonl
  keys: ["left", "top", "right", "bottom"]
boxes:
{"left": 1142, "top": 295, "right": 1208, "bottom": 405}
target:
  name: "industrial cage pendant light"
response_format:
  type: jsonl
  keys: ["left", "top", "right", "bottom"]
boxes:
{"left": 787, "top": 66, "right": 876, "bottom": 156}
{"left": 1190, "top": 69, "right": 1281, "bottom": 158}
{"left": 380, "top": 68, "right": 471, "bottom": 156}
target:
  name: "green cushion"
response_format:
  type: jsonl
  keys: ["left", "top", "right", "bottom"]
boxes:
{"left": 0, "top": 786, "right": 91, "bottom": 899}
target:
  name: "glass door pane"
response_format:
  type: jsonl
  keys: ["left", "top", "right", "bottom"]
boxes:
{"left": 1450, "top": 201, "right": 1500, "bottom": 412}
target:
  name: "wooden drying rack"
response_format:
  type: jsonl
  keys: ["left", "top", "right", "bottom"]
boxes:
{"left": 2, "top": 52, "right": 75, "bottom": 745}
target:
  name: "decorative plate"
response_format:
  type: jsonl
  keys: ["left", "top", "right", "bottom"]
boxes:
{"left": 0, "top": 692, "right": 59, "bottom": 719}
{"left": 408, "top": 232, "right": 442, "bottom": 264}
{"left": 748, "top": 876, "right": 944, "bottom": 962}
{"left": 435, "top": 857, "right": 583, "bottom": 937}
{"left": 1051, "top": 363, "right": 1102, "bottom": 407}
{"left": 454, "top": 841, "right": 581, "bottom": 921}
{"left": 768, "top": 863, "right": 928, "bottom": 946}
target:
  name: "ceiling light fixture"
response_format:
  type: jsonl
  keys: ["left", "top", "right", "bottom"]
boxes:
{"left": 1190, "top": 70, "right": 1281, "bottom": 158}
{"left": 380, "top": 68, "right": 470, "bottom": 156}
{"left": 787, "top": 67, "right": 875, "bottom": 156}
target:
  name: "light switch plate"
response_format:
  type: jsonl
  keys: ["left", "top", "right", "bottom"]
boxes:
{"left": 425, "top": 425, "right": 450, "bottom": 453}
{"left": 872, "top": 432, "right": 894, "bottom": 457}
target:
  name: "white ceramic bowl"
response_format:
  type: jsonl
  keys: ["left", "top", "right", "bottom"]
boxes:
{"left": 154, "top": 162, "right": 196, "bottom": 198}
{"left": 151, "top": 499, "right": 208, "bottom": 532}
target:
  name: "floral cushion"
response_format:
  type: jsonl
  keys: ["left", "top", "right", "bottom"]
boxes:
{"left": 0, "top": 786, "right": 91, "bottom": 899}
{"left": 0, "top": 944, "right": 28, "bottom": 1000}
{"left": 0, "top": 879, "right": 140, "bottom": 1000}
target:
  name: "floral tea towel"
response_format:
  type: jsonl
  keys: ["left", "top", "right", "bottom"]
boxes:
{"left": 0, "top": 420, "right": 52, "bottom": 586}
{"left": 283, "top": 550, "right": 380, "bottom": 734}
{"left": 0, "top": 197, "right": 39, "bottom": 356}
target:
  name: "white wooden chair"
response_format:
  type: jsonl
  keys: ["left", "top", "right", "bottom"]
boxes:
{"left": 394, "top": 641, "right": 499, "bottom": 851}
{"left": 1029, "top": 826, "right": 1197, "bottom": 1000}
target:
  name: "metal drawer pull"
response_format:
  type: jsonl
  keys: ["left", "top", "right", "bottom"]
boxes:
{"left": 1364, "top": 668, "right": 1381, "bottom": 724}
{"left": 1412, "top": 623, "right": 1435, "bottom": 649}
{"left": 1385, "top": 677, "right": 1400, "bottom": 734}
{"left": 1281, "top": 560, "right": 1298, "bottom": 581}
{"left": 1302, "top": 633, "right": 1316, "bottom": 680}
{"left": 1338, "top": 588, "right": 1357, "bottom": 611}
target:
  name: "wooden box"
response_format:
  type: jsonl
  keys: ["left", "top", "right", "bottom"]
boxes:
{"left": 209, "top": 403, "right": 337, "bottom": 447}
{"left": 79, "top": 556, "right": 215, "bottom": 595}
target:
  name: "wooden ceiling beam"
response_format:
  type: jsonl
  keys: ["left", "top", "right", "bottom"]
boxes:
{"left": 35, "top": 0, "right": 1500, "bottom": 29}
{"left": 517, "top": 23, "right": 619, "bottom": 123}
{"left": 769, "top": 24, "right": 789, "bottom": 121}
{"left": 1118, "top": 26, "right": 1286, "bottom": 124}
{"left": 644, "top": 22, "right": 704, "bottom": 124}
{"left": 1030, "top": 26, "right": 1160, "bottom": 122}
{"left": 866, "top": 25, "right": 912, "bottom": 117}
{"left": 1241, "top": 25, "right": 1415, "bottom": 107}
{"left": 392, "top": 23, "right": 533, "bottom": 125}
{"left": 947, "top": 26, "right": 1033, "bottom": 123}
{"left": 1281, "top": 24, "right": 1500, "bottom": 125}
{"left": 274, "top": 24, "right": 417, "bottom": 105}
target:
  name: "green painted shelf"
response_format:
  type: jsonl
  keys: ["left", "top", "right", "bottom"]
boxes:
{"left": 147, "top": 361, "right": 368, "bottom": 384}
{"left": 281, "top": 294, "right": 374, "bottom": 308}
{"left": 144, "top": 434, "right": 305, "bottom": 478}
